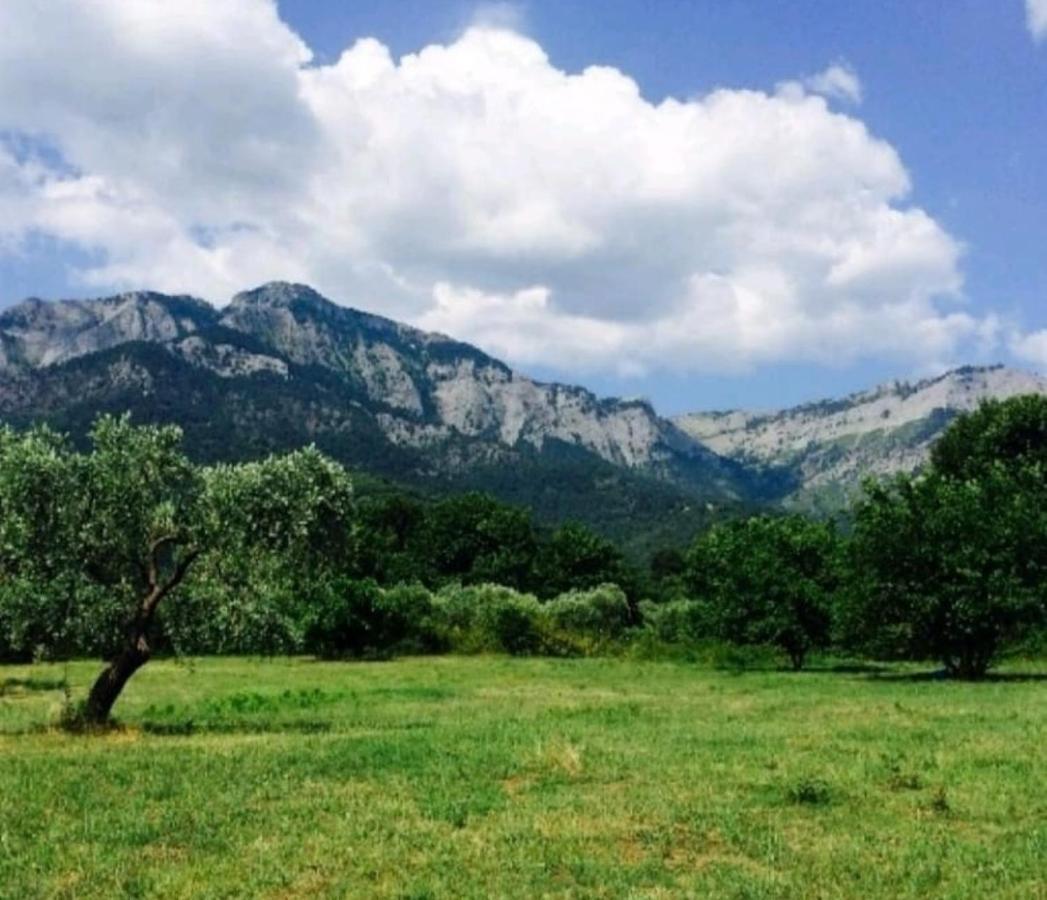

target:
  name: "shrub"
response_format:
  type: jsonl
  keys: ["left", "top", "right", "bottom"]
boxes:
{"left": 484, "top": 594, "right": 544, "bottom": 655}
{"left": 377, "top": 583, "right": 442, "bottom": 653}
{"left": 432, "top": 584, "right": 543, "bottom": 655}
{"left": 543, "top": 584, "right": 632, "bottom": 641}
{"left": 638, "top": 599, "right": 711, "bottom": 645}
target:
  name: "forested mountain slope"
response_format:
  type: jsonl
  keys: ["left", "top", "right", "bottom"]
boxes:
{"left": 0, "top": 282, "right": 767, "bottom": 545}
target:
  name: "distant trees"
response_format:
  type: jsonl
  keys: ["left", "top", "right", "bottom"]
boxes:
{"left": 535, "top": 523, "right": 633, "bottom": 600}
{"left": 356, "top": 493, "right": 639, "bottom": 602}
{"left": 420, "top": 493, "right": 539, "bottom": 589}
{"left": 684, "top": 515, "right": 840, "bottom": 669}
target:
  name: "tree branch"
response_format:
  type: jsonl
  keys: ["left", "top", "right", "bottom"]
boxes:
{"left": 141, "top": 543, "right": 200, "bottom": 619}
{"left": 146, "top": 533, "right": 182, "bottom": 591}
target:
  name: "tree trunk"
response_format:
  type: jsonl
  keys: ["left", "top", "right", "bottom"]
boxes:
{"left": 74, "top": 542, "right": 200, "bottom": 727}
{"left": 81, "top": 632, "right": 151, "bottom": 726}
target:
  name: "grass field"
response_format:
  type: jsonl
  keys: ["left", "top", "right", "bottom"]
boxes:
{"left": 1, "top": 656, "right": 1045, "bottom": 899}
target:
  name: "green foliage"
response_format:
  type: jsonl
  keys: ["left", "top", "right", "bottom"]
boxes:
{"left": 930, "top": 394, "right": 1047, "bottom": 481}
{"left": 684, "top": 514, "right": 840, "bottom": 669}
{"left": 307, "top": 580, "right": 440, "bottom": 659}
{"left": 201, "top": 446, "right": 355, "bottom": 564}
{"left": 543, "top": 584, "right": 632, "bottom": 641}
{"left": 846, "top": 467, "right": 1046, "bottom": 677}
{"left": 535, "top": 522, "right": 634, "bottom": 601}
{"left": 0, "top": 416, "right": 360, "bottom": 722}
{"left": 2, "top": 398, "right": 1046, "bottom": 677}
{"left": 355, "top": 492, "right": 644, "bottom": 608}
{"left": 637, "top": 599, "right": 710, "bottom": 646}
{"left": 844, "top": 396, "right": 1047, "bottom": 678}
{"left": 0, "top": 419, "right": 359, "bottom": 661}
{"left": 163, "top": 555, "right": 313, "bottom": 656}
{"left": 0, "top": 416, "right": 200, "bottom": 660}
{"left": 431, "top": 584, "right": 544, "bottom": 655}
{"left": 420, "top": 494, "right": 539, "bottom": 589}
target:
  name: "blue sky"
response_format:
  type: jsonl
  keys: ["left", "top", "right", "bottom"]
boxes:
{"left": 1, "top": 1, "right": 1045, "bottom": 412}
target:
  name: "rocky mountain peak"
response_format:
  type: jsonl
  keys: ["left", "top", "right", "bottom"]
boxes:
{"left": 0, "top": 290, "right": 216, "bottom": 371}
{"left": 675, "top": 363, "right": 1047, "bottom": 511}
{"left": 227, "top": 282, "right": 335, "bottom": 314}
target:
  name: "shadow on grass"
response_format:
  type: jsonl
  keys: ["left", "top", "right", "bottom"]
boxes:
{"left": 867, "top": 669, "right": 1047, "bottom": 683}
{"left": 0, "top": 676, "right": 68, "bottom": 696}
{"left": 140, "top": 718, "right": 334, "bottom": 736}
{"left": 801, "top": 663, "right": 890, "bottom": 675}
{"left": 3, "top": 718, "right": 337, "bottom": 738}
{"left": 714, "top": 661, "right": 1047, "bottom": 681}
{"left": 722, "top": 662, "right": 890, "bottom": 675}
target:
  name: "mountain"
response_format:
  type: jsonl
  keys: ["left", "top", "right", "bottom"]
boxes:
{"left": 675, "top": 365, "right": 1047, "bottom": 513}
{"left": 0, "top": 282, "right": 766, "bottom": 548}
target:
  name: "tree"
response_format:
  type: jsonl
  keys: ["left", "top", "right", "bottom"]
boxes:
{"left": 0, "top": 424, "right": 109, "bottom": 661}
{"left": 355, "top": 494, "right": 428, "bottom": 585}
{"left": 847, "top": 465, "right": 1046, "bottom": 679}
{"left": 0, "top": 415, "right": 354, "bottom": 724}
{"left": 420, "top": 493, "right": 539, "bottom": 589}
{"left": 535, "top": 522, "right": 635, "bottom": 601}
{"left": 930, "top": 394, "right": 1047, "bottom": 481}
{"left": 685, "top": 515, "right": 840, "bottom": 669}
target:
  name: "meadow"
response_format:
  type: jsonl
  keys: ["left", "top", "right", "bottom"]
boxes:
{"left": 1, "top": 656, "right": 1044, "bottom": 899}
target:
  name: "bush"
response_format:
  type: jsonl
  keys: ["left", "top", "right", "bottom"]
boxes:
{"left": 638, "top": 599, "right": 711, "bottom": 645}
{"left": 544, "top": 584, "right": 632, "bottom": 641}
{"left": 377, "top": 583, "right": 442, "bottom": 653}
{"left": 432, "top": 584, "right": 543, "bottom": 655}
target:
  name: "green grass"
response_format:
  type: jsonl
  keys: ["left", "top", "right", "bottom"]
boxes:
{"left": 1, "top": 656, "right": 1045, "bottom": 899}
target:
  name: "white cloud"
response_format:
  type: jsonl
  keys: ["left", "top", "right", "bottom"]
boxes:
{"left": 1028, "top": 0, "right": 1047, "bottom": 41}
{"left": 801, "top": 63, "right": 863, "bottom": 105}
{"left": 1011, "top": 328, "right": 1047, "bottom": 367}
{"left": 0, "top": 0, "right": 1007, "bottom": 377}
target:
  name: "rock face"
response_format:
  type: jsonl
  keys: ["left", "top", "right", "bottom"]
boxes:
{"left": 0, "top": 282, "right": 752, "bottom": 515}
{"left": 675, "top": 366, "right": 1047, "bottom": 511}
{"left": 215, "top": 283, "right": 720, "bottom": 475}
{"left": 0, "top": 293, "right": 216, "bottom": 369}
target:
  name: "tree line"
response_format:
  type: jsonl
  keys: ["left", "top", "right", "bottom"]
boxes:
{"left": 0, "top": 396, "right": 1044, "bottom": 725}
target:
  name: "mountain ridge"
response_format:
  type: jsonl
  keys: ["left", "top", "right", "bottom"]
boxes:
{"left": 0, "top": 282, "right": 762, "bottom": 548}
{"left": 675, "top": 363, "right": 1047, "bottom": 512}
{"left": 4, "top": 282, "right": 1041, "bottom": 529}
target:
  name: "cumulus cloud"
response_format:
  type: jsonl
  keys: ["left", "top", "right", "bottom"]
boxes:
{"left": 0, "top": 0, "right": 1009, "bottom": 377}
{"left": 801, "top": 63, "right": 863, "bottom": 105}
{"left": 1028, "top": 0, "right": 1047, "bottom": 41}
{"left": 1012, "top": 328, "right": 1047, "bottom": 366}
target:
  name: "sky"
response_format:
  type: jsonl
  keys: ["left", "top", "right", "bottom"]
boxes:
{"left": 0, "top": 0, "right": 1045, "bottom": 413}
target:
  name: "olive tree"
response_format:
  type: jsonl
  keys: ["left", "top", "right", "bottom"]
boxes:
{"left": 0, "top": 415, "right": 354, "bottom": 724}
